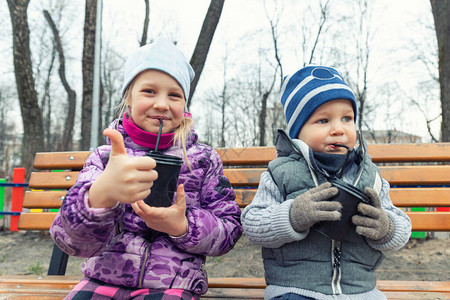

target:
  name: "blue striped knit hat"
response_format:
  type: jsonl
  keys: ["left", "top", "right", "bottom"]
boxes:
{"left": 281, "top": 65, "right": 357, "bottom": 139}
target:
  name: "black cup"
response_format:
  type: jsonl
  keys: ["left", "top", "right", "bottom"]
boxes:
{"left": 143, "top": 151, "right": 183, "bottom": 207}
{"left": 314, "top": 179, "right": 369, "bottom": 240}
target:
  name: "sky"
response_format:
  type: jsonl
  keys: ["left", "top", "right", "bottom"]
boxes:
{"left": 0, "top": 0, "right": 440, "bottom": 142}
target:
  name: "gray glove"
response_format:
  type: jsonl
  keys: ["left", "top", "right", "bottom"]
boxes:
{"left": 352, "top": 187, "right": 394, "bottom": 242}
{"left": 289, "top": 182, "right": 341, "bottom": 232}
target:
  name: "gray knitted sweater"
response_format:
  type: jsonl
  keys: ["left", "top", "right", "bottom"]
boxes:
{"left": 241, "top": 132, "right": 411, "bottom": 300}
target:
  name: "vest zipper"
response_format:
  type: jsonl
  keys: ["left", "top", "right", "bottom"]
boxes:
{"left": 331, "top": 240, "right": 342, "bottom": 294}
{"left": 138, "top": 243, "right": 150, "bottom": 288}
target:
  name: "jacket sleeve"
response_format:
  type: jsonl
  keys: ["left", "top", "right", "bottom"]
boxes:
{"left": 367, "top": 178, "right": 412, "bottom": 251}
{"left": 49, "top": 147, "right": 125, "bottom": 258}
{"left": 170, "top": 148, "right": 242, "bottom": 256}
{"left": 241, "top": 171, "right": 308, "bottom": 249}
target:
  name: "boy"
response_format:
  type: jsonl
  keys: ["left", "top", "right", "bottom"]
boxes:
{"left": 241, "top": 65, "right": 411, "bottom": 300}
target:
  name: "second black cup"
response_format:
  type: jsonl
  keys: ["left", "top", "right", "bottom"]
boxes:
{"left": 314, "top": 179, "right": 369, "bottom": 240}
{"left": 143, "top": 151, "right": 183, "bottom": 207}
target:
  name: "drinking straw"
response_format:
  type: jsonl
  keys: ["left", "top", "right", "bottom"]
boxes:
{"left": 154, "top": 119, "right": 163, "bottom": 151}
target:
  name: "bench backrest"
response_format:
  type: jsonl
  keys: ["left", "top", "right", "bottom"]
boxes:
{"left": 18, "top": 143, "right": 450, "bottom": 232}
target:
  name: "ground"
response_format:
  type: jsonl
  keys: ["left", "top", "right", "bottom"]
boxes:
{"left": 0, "top": 230, "right": 449, "bottom": 281}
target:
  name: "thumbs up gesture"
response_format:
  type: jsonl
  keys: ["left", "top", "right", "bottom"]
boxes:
{"left": 88, "top": 129, "right": 158, "bottom": 208}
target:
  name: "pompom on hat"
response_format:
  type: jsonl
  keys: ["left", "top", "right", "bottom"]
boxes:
{"left": 121, "top": 38, "right": 195, "bottom": 104}
{"left": 280, "top": 65, "right": 357, "bottom": 139}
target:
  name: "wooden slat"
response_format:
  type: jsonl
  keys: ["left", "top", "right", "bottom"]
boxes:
{"left": 234, "top": 187, "right": 450, "bottom": 208}
{"left": 368, "top": 143, "right": 450, "bottom": 163}
{"left": 216, "top": 147, "right": 276, "bottom": 166}
{"left": 29, "top": 172, "right": 78, "bottom": 189}
{"left": 16, "top": 211, "right": 450, "bottom": 232}
{"left": 407, "top": 212, "right": 450, "bottom": 231}
{"left": 234, "top": 190, "right": 257, "bottom": 208}
{"left": 376, "top": 165, "right": 448, "bottom": 186}
{"left": 0, "top": 289, "right": 447, "bottom": 300}
{"left": 0, "top": 291, "right": 69, "bottom": 299}
{"left": 17, "top": 212, "right": 57, "bottom": 230}
{"left": 383, "top": 291, "right": 450, "bottom": 299}
{"left": 1, "top": 276, "right": 448, "bottom": 299}
{"left": 379, "top": 165, "right": 450, "bottom": 185}
{"left": 33, "top": 152, "right": 91, "bottom": 170}
{"left": 377, "top": 280, "right": 450, "bottom": 292}
{"left": 224, "top": 168, "right": 266, "bottom": 186}
{"left": 207, "top": 277, "right": 450, "bottom": 292}
{"left": 203, "top": 289, "right": 264, "bottom": 298}
{"left": 0, "top": 275, "right": 80, "bottom": 288}
{"left": 21, "top": 187, "right": 450, "bottom": 210}
{"left": 389, "top": 188, "right": 450, "bottom": 207}
{"left": 208, "top": 277, "right": 265, "bottom": 289}
{"left": 225, "top": 166, "right": 450, "bottom": 187}
{"left": 0, "top": 275, "right": 79, "bottom": 299}
{"left": 30, "top": 143, "right": 450, "bottom": 171}
{"left": 22, "top": 191, "right": 66, "bottom": 209}
{"left": 216, "top": 143, "right": 450, "bottom": 166}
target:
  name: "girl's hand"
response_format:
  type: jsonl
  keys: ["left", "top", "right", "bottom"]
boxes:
{"left": 88, "top": 128, "right": 158, "bottom": 208}
{"left": 131, "top": 184, "right": 188, "bottom": 237}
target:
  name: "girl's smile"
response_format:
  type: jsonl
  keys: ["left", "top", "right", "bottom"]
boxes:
{"left": 127, "top": 69, "right": 185, "bottom": 134}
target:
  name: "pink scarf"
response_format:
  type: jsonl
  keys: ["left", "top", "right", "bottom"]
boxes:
{"left": 122, "top": 112, "right": 175, "bottom": 150}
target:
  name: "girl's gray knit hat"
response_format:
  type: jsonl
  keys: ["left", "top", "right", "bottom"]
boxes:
{"left": 121, "top": 38, "right": 195, "bottom": 103}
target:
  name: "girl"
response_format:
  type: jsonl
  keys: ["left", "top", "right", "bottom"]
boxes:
{"left": 50, "top": 38, "right": 242, "bottom": 300}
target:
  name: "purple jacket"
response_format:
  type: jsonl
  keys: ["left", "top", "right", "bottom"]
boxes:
{"left": 50, "top": 120, "right": 242, "bottom": 295}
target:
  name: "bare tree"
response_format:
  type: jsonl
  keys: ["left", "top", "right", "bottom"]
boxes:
{"left": 264, "top": 0, "right": 284, "bottom": 85}
{"left": 43, "top": 10, "right": 76, "bottom": 151}
{"left": 430, "top": 0, "right": 450, "bottom": 142}
{"left": 139, "top": 0, "right": 150, "bottom": 46}
{"left": 39, "top": 44, "right": 57, "bottom": 151}
{"left": 188, "top": 0, "right": 225, "bottom": 108}
{"left": 353, "top": 0, "right": 372, "bottom": 130}
{"left": 80, "top": 0, "right": 97, "bottom": 150}
{"left": 260, "top": 1, "right": 282, "bottom": 146}
{"left": 404, "top": 4, "right": 440, "bottom": 143}
{"left": 305, "top": 0, "right": 330, "bottom": 65}
{"left": 332, "top": 0, "right": 374, "bottom": 131}
{"left": 256, "top": 58, "right": 278, "bottom": 146}
{"left": 295, "top": 0, "right": 331, "bottom": 67}
{"left": 218, "top": 56, "right": 229, "bottom": 147}
{"left": 6, "top": 0, "right": 45, "bottom": 178}
{"left": 100, "top": 46, "right": 124, "bottom": 129}
{"left": 410, "top": 95, "right": 440, "bottom": 142}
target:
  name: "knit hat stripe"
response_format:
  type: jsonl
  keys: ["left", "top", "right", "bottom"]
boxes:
{"left": 281, "top": 75, "right": 315, "bottom": 117}
{"left": 280, "top": 74, "right": 293, "bottom": 97}
{"left": 287, "top": 83, "right": 355, "bottom": 135}
{"left": 280, "top": 65, "right": 357, "bottom": 139}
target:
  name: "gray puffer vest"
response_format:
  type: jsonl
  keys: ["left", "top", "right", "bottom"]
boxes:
{"left": 263, "top": 130, "right": 384, "bottom": 295}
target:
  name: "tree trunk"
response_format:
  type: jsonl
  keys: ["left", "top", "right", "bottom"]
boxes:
{"left": 431, "top": 0, "right": 450, "bottom": 142}
{"left": 140, "top": 0, "right": 150, "bottom": 46}
{"left": 187, "top": 0, "right": 225, "bottom": 108}
{"left": 6, "top": 0, "right": 44, "bottom": 178}
{"left": 80, "top": 0, "right": 97, "bottom": 150}
{"left": 258, "top": 92, "right": 269, "bottom": 146}
{"left": 43, "top": 10, "right": 76, "bottom": 151}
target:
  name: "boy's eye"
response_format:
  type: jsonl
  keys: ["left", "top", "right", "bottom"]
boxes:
{"left": 317, "top": 119, "right": 328, "bottom": 124}
{"left": 343, "top": 116, "right": 352, "bottom": 122}
{"left": 143, "top": 89, "right": 155, "bottom": 94}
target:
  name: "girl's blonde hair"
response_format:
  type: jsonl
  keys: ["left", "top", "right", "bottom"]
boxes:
{"left": 118, "top": 83, "right": 193, "bottom": 168}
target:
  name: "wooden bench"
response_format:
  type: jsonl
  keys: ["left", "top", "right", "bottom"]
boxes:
{"left": 0, "top": 143, "right": 450, "bottom": 299}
